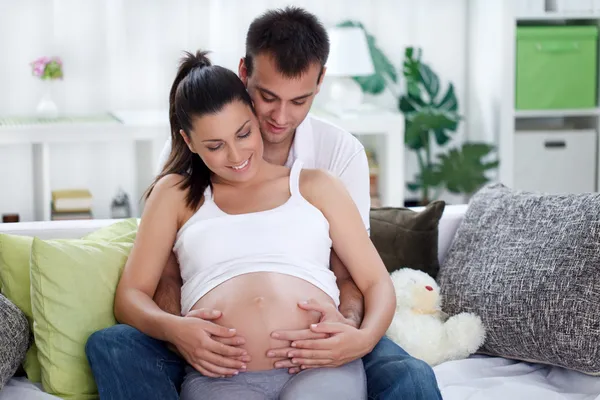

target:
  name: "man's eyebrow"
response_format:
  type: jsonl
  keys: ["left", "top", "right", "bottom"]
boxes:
{"left": 202, "top": 120, "right": 250, "bottom": 142}
{"left": 257, "top": 87, "right": 313, "bottom": 101}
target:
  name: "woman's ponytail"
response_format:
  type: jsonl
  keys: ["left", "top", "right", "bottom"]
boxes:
{"left": 145, "top": 50, "right": 213, "bottom": 210}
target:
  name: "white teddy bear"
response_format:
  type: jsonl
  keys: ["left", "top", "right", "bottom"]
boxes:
{"left": 386, "top": 268, "right": 486, "bottom": 367}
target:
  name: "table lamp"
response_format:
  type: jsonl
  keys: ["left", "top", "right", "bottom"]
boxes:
{"left": 324, "top": 26, "right": 375, "bottom": 116}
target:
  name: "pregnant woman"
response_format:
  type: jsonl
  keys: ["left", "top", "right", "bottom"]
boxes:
{"left": 112, "top": 50, "right": 395, "bottom": 400}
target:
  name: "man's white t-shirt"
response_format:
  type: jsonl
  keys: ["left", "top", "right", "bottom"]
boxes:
{"left": 156, "top": 114, "right": 371, "bottom": 232}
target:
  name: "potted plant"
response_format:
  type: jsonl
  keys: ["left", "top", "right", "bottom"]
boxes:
{"left": 399, "top": 48, "right": 498, "bottom": 205}
{"left": 336, "top": 21, "right": 499, "bottom": 206}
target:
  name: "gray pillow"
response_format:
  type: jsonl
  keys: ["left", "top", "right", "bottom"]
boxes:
{"left": 437, "top": 183, "right": 600, "bottom": 375}
{"left": 0, "top": 293, "right": 30, "bottom": 390}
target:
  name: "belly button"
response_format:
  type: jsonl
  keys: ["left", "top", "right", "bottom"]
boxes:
{"left": 253, "top": 296, "right": 265, "bottom": 306}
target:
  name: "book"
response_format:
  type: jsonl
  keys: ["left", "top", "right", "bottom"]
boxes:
{"left": 51, "top": 189, "right": 92, "bottom": 212}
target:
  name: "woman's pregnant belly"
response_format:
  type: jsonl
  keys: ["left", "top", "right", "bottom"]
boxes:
{"left": 190, "top": 272, "right": 336, "bottom": 371}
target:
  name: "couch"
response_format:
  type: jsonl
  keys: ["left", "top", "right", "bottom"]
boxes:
{"left": 1, "top": 203, "right": 600, "bottom": 399}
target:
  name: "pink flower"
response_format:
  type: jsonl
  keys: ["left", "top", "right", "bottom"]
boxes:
{"left": 30, "top": 55, "right": 64, "bottom": 80}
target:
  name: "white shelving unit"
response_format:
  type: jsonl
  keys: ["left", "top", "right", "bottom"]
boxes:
{"left": 0, "top": 111, "right": 169, "bottom": 221}
{"left": 310, "top": 105, "right": 405, "bottom": 208}
{"left": 514, "top": 108, "right": 600, "bottom": 118}
{"left": 467, "top": 0, "right": 600, "bottom": 193}
{"left": 0, "top": 107, "right": 404, "bottom": 222}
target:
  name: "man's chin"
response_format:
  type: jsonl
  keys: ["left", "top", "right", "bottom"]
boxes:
{"left": 263, "top": 130, "right": 294, "bottom": 145}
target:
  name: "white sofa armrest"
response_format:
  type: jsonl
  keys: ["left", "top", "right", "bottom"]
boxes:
{"left": 0, "top": 219, "right": 126, "bottom": 240}
{"left": 436, "top": 204, "right": 467, "bottom": 265}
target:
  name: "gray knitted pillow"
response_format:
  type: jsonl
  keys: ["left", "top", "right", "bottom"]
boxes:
{"left": 437, "top": 183, "right": 600, "bottom": 375}
{"left": 0, "top": 293, "right": 30, "bottom": 390}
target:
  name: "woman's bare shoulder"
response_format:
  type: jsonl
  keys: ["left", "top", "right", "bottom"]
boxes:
{"left": 299, "top": 168, "right": 340, "bottom": 188}
{"left": 298, "top": 168, "right": 348, "bottom": 206}
{"left": 150, "top": 174, "right": 187, "bottom": 202}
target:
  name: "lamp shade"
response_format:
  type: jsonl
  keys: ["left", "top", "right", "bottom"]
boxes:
{"left": 325, "top": 26, "right": 375, "bottom": 77}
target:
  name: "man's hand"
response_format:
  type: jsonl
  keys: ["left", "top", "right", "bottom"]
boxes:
{"left": 267, "top": 298, "right": 371, "bottom": 373}
{"left": 170, "top": 308, "right": 250, "bottom": 378}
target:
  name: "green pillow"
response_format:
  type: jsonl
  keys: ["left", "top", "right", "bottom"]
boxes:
{"left": 0, "top": 234, "right": 40, "bottom": 382}
{"left": 30, "top": 236, "right": 135, "bottom": 399}
{"left": 83, "top": 218, "right": 138, "bottom": 242}
{"left": 0, "top": 218, "right": 138, "bottom": 384}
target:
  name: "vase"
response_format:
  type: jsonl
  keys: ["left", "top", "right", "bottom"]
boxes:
{"left": 36, "top": 80, "right": 59, "bottom": 119}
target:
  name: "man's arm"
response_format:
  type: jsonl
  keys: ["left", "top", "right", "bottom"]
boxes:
{"left": 153, "top": 251, "right": 182, "bottom": 316}
{"left": 330, "top": 251, "right": 363, "bottom": 328}
{"left": 333, "top": 148, "right": 372, "bottom": 324}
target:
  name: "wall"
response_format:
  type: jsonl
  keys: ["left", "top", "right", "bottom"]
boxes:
{"left": 0, "top": 0, "right": 469, "bottom": 221}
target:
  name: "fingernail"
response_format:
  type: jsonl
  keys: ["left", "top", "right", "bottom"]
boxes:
{"left": 310, "top": 324, "right": 317, "bottom": 328}
{"left": 233, "top": 371, "right": 239, "bottom": 375}
{"left": 267, "top": 351, "right": 275, "bottom": 357}
{"left": 229, "top": 328, "right": 236, "bottom": 333}
{"left": 272, "top": 332, "right": 280, "bottom": 339}
{"left": 288, "top": 352, "right": 295, "bottom": 358}
{"left": 275, "top": 362, "right": 282, "bottom": 368}
{"left": 241, "top": 365, "right": 246, "bottom": 370}
{"left": 299, "top": 300, "right": 308, "bottom": 305}
{"left": 291, "top": 342, "right": 296, "bottom": 347}
{"left": 212, "top": 310, "right": 219, "bottom": 315}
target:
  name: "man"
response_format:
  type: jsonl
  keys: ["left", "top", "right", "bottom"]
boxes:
{"left": 86, "top": 6, "right": 442, "bottom": 400}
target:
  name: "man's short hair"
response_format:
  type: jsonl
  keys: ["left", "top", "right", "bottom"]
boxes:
{"left": 245, "top": 6, "right": 329, "bottom": 80}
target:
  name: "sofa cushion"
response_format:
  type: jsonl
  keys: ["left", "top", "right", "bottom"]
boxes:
{"left": 0, "top": 218, "right": 138, "bottom": 384}
{"left": 370, "top": 200, "right": 445, "bottom": 277}
{"left": 30, "top": 231, "right": 136, "bottom": 399}
{"left": 0, "top": 234, "right": 40, "bottom": 383}
{"left": 437, "top": 183, "right": 600, "bottom": 374}
{"left": 0, "top": 293, "right": 30, "bottom": 391}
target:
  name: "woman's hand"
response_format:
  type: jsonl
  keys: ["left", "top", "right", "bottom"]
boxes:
{"left": 267, "top": 299, "right": 374, "bottom": 373}
{"left": 169, "top": 308, "right": 251, "bottom": 378}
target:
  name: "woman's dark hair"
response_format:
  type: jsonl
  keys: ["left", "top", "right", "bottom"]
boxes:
{"left": 145, "top": 50, "right": 254, "bottom": 211}
{"left": 245, "top": 6, "right": 329, "bottom": 81}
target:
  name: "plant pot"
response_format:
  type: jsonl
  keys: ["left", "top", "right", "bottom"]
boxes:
{"left": 404, "top": 199, "right": 422, "bottom": 208}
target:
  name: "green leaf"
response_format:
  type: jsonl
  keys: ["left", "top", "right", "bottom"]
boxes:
{"left": 352, "top": 75, "right": 386, "bottom": 94}
{"left": 420, "top": 167, "right": 444, "bottom": 187}
{"left": 435, "top": 143, "right": 498, "bottom": 195}
{"left": 398, "top": 93, "right": 425, "bottom": 114}
{"left": 403, "top": 47, "right": 422, "bottom": 98}
{"left": 433, "top": 128, "right": 451, "bottom": 146}
{"left": 399, "top": 47, "right": 461, "bottom": 153}
{"left": 418, "top": 63, "right": 440, "bottom": 103}
{"left": 404, "top": 108, "right": 460, "bottom": 150}
{"left": 436, "top": 83, "right": 458, "bottom": 113}
{"left": 406, "top": 168, "right": 443, "bottom": 196}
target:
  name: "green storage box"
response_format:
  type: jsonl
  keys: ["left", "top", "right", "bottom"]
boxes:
{"left": 515, "top": 26, "right": 598, "bottom": 110}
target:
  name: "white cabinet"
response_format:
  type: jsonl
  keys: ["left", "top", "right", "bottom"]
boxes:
{"left": 467, "top": 0, "right": 600, "bottom": 195}
{"left": 514, "top": 129, "right": 597, "bottom": 193}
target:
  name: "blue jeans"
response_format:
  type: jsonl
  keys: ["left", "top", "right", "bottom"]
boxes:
{"left": 86, "top": 325, "right": 442, "bottom": 400}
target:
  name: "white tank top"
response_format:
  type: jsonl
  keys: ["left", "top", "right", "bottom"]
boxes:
{"left": 174, "top": 160, "right": 339, "bottom": 315}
